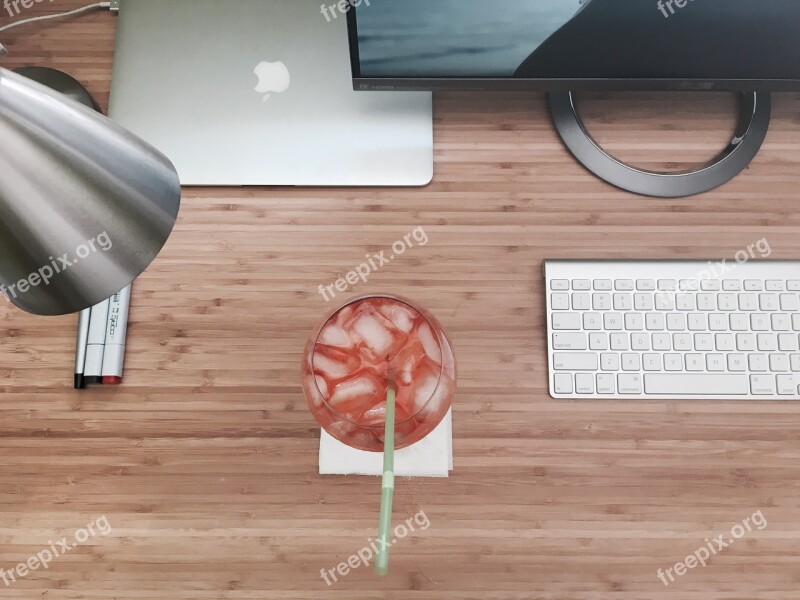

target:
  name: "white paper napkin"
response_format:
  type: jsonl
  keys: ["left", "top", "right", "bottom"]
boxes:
{"left": 319, "top": 409, "right": 453, "bottom": 477}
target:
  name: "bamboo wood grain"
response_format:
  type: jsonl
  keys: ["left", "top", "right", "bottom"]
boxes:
{"left": 1, "top": 3, "right": 800, "bottom": 598}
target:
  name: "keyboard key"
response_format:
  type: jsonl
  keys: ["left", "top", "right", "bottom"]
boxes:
{"left": 715, "top": 333, "right": 736, "bottom": 351}
{"left": 589, "top": 332, "right": 608, "bottom": 350}
{"left": 717, "top": 294, "right": 738, "bottom": 311}
{"left": 615, "top": 280, "right": 635, "bottom": 291}
{"left": 652, "top": 333, "right": 672, "bottom": 351}
{"left": 750, "top": 374, "right": 775, "bottom": 395}
{"left": 744, "top": 280, "right": 763, "bottom": 291}
{"left": 766, "top": 280, "right": 785, "bottom": 291}
{"left": 730, "top": 314, "right": 749, "bottom": 331}
{"left": 554, "top": 373, "right": 573, "bottom": 394}
{"left": 701, "top": 280, "right": 721, "bottom": 291}
{"left": 679, "top": 279, "right": 700, "bottom": 291}
{"left": 697, "top": 293, "right": 716, "bottom": 311}
{"left": 572, "top": 293, "right": 591, "bottom": 311}
{"left": 642, "top": 353, "right": 662, "bottom": 371}
{"left": 596, "top": 373, "right": 615, "bottom": 394}
{"left": 553, "top": 314, "right": 581, "bottom": 330}
{"left": 636, "top": 279, "right": 656, "bottom": 291}
{"left": 575, "top": 373, "right": 594, "bottom": 394}
{"left": 617, "top": 374, "right": 642, "bottom": 394}
{"left": 751, "top": 314, "right": 770, "bottom": 331}
{"left": 706, "top": 354, "right": 725, "bottom": 372}
{"left": 583, "top": 313, "right": 602, "bottom": 330}
{"left": 610, "top": 333, "right": 629, "bottom": 351}
{"left": 551, "top": 293, "right": 570, "bottom": 310}
{"left": 769, "top": 354, "right": 789, "bottom": 372}
{"left": 708, "top": 314, "right": 728, "bottom": 331}
{"left": 667, "top": 314, "right": 687, "bottom": 331}
{"left": 664, "top": 354, "right": 683, "bottom": 371}
{"left": 727, "top": 354, "right": 747, "bottom": 372}
{"left": 759, "top": 294, "right": 780, "bottom": 311}
{"left": 779, "top": 334, "right": 799, "bottom": 352}
{"left": 673, "top": 333, "right": 692, "bottom": 351}
{"left": 655, "top": 294, "right": 675, "bottom": 311}
{"left": 676, "top": 294, "right": 696, "bottom": 311}
{"left": 757, "top": 333, "right": 778, "bottom": 352}
{"left": 613, "top": 293, "right": 632, "bottom": 311}
{"left": 772, "top": 314, "right": 791, "bottom": 331}
{"left": 792, "top": 354, "right": 800, "bottom": 372}
{"left": 739, "top": 294, "right": 758, "bottom": 311}
{"left": 748, "top": 353, "right": 768, "bottom": 372}
{"left": 780, "top": 294, "right": 800, "bottom": 311}
{"left": 644, "top": 374, "right": 749, "bottom": 395}
{"left": 788, "top": 280, "right": 800, "bottom": 291}
{"left": 723, "top": 280, "right": 742, "bottom": 291}
{"left": 553, "top": 353, "right": 598, "bottom": 371}
{"left": 621, "top": 353, "right": 641, "bottom": 371}
{"left": 646, "top": 313, "right": 665, "bottom": 330}
{"left": 777, "top": 375, "right": 795, "bottom": 395}
{"left": 736, "top": 334, "right": 756, "bottom": 351}
{"left": 658, "top": 279, "right": 677, "bottom": 291}
{"left": 625, "top": 313, "right": 644, "bottom": 331}
{"left": 601, "top": 353, "right": 620, "bottom": 371}
{"left": 593, "top": 293, "right": 612, "bottom": 311}
{"left": 553, "top": 332, "right": 588, "bottom": 351}
{"left": 694, "top": 334, "right": 714, "bottom": 351}
{"left": 594, "top": 279, "right": 613, "bottom": 291}
{"left": 572, "top": 279, "right": 592, "bottom": 291}
{"left": 604, "top": 313, "right": 623, "bottom": 330}
{"left": 634, "top": 293, "right": 654, "bottom": 311}
{"left": 688, "top": 313, "right": 708, "bottom": 331}
{"left": 685, "top": 354, "right": 704, "bottom": 371}
{"left": 631, "top": 333, "right": 650, "bottom": 350}
{"left": 551, "top": 279, "right": 570, "bottom": 290}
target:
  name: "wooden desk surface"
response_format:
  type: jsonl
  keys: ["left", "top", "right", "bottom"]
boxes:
{"left": 2, "top": 3, "right": 800, "bottom": 599}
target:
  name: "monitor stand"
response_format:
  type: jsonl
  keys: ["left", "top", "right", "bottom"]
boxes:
{"left": 548, "top": 91, "right": 771, "bottom": 198}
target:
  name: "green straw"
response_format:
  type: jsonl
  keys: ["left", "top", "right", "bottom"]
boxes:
{"left": 375, "top": 385, "right": 396, "bottom": 576}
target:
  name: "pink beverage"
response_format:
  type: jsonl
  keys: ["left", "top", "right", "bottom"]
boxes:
{"left": 302, "top": 295, "right": 457, "bottom": 452}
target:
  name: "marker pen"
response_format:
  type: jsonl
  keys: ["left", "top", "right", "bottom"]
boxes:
{"left": 101, "top": 284, "right": 131, "bottom": 385}
{"left": 84, "top": 299, "right": 109, "bottom": 385}
{"left": 74, "top": 308, "right": 91, "bottom": 389}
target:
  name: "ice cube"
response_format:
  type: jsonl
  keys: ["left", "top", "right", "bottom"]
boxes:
{"left": 412, "top": 370, "right": 440, "bottom": 413}
{"left": 319, "top": 323, "right": 354, "bottom": 349}
{"left": 329, "top": 373, "right": 382, "bottom": 410}
{"left": 351, "top": 312, "right": 396, "bottom": 360}
{"left": 378, "top": 301, "right": 417, "bottom": 334}
{"left": 417, "top": 322, "right": 442, "bottom": 364}
{"left": 312, "top": 346, "right": 359, "bottom": 380}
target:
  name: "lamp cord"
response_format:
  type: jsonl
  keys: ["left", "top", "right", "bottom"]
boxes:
{"left": 0, "top": 2, "right": 111, "bottom": 34}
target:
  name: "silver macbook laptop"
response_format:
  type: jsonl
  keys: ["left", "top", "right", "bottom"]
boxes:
{"left": 109, "top": 0, "right": 433, "bottom": 186}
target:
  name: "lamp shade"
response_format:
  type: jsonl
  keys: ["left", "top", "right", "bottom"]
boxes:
{"left": 0, "top": 67, "right": 181, "bottom": 316}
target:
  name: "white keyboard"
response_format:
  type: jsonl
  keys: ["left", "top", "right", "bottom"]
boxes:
{"left": 545, "top": 260, "right": 800, "bottom": 399}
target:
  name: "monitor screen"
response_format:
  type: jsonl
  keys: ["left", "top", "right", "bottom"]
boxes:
{"left": 348, "top": 0, "right": 800, "bottom": 91}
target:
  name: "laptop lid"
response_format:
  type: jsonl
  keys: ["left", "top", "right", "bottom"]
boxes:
{"left": 109, "top": 0, "right": 433, "bottom": 186}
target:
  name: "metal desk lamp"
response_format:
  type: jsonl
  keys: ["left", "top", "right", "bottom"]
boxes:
{"left": 0, "top": 67, "right": 181, "bottom": 316}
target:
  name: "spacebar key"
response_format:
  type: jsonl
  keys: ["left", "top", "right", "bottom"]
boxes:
{"left": 644, "top": 374, "right": 749, "bottom": 395}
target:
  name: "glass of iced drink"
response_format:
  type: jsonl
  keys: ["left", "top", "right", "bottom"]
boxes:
{"left": 302, "top": 294, "right": 457, "bottom": 452}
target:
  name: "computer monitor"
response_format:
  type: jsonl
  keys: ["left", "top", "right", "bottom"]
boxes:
{"left": 347, "top": 0, "right": 800, "bottom": 196}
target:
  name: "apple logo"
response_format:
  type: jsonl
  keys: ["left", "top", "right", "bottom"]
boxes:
{"left": 253, "top": 61, "right": 291, "bottom": 102}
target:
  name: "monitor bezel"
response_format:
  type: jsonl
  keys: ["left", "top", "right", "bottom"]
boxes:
{"left": 345, "top": 8, "right": 800, "bottom": 93}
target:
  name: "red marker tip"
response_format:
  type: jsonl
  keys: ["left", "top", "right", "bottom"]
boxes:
{"left": 102, "top": 376, "right": 122, "bottom": 385}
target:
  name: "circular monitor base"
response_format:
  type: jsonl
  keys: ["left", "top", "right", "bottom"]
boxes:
{"left": 13, "top": 66, "right": 97, "bottom": 110}
{"left": 548, "top": 91, "right": 771, "bottom": 198}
